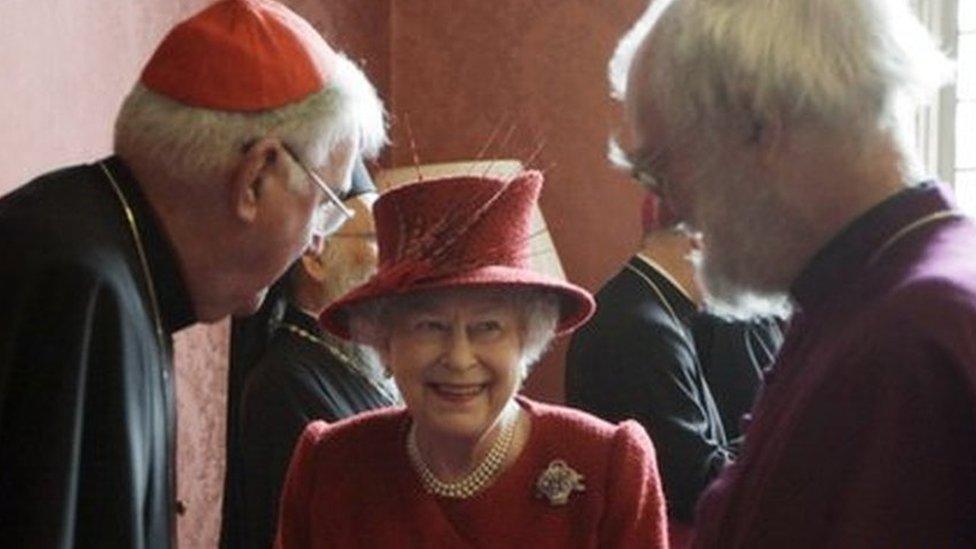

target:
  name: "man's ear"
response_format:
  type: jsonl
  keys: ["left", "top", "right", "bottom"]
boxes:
{"left": 230, "top": 137, "right": 285, "bottom": 223}
{"left": 300, "top": 247, "right": 329, "bottom": 282}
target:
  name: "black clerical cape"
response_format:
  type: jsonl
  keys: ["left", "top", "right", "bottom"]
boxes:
{"left": 0, "top": 157, "right": 194, "bottom": 548}
{"left": 225, "top": 304, "right": 395, "bottom": 549}
{"left": 692, "top": 313, "right": 783, "bottom": 441}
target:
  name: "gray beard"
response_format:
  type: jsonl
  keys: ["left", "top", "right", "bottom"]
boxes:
{"left": 698, "top": 255, "right": 793, "bottom": 320}
{"left": 687, "top": 162, "right": 795, "bottom": 321}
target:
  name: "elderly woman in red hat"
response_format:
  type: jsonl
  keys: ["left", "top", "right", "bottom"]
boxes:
{"left": 274, "top": 171, "right": 668, "bottom": 548}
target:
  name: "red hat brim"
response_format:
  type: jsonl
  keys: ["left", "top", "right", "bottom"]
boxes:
{"left": 320, "top": 265, "right": 595, "bottom": 341}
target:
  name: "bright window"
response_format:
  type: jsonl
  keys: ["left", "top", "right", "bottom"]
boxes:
{"left": 955, "top": 0, "right": 976, "bottom": 211}
{"left": 914, "top": 0, "right": 975, "bottom": 212}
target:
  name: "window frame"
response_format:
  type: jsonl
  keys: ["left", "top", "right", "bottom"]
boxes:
{"left": 913, "top": 0, "right": 960, "bottom": 184}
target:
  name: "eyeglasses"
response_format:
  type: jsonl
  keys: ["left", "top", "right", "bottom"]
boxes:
{"left": 627, "top": 147, "right": 670, "bottom": 196}
{"left": 328, "top": 231, "right": 377, "bottom": 240}
{"left": 281, "top": 144, "right": 356, "bottom": 238}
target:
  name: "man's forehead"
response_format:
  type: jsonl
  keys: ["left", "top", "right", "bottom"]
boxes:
{"left": 337, "top": 194, "right": 376, "bottom": 231}
{"left": 347, "top": 194, "right": 376, "bottom": 218}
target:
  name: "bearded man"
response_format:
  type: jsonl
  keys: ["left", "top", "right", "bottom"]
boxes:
{"left": 0, "top": 1, "right": 385, "bottom": 546}
{"left": 227, "top": 161, "right": 397, "bottom": 549}
{"left": 611, "top": 0, "right": 976, "bottom": 546}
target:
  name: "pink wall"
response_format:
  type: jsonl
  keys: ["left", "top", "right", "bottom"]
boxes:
{"left": 1, "top": 1, "right": 206, "bottom": 192}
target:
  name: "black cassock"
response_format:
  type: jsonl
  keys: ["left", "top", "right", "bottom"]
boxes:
{"left": 0, "top": 157, "right": 194, "bottom": 548}
{"left": 565, "top": 254, "right": 781, "bottom": 523}
{"left": 224, "top": 303, "right": 396, "bottom": 549}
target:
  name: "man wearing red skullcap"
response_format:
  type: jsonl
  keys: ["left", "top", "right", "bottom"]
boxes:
{"left": 0, "top": 1, "right": 385, "bottom": 547}
{"left": 566, "top": 192, "right": 782, "bottom": 545}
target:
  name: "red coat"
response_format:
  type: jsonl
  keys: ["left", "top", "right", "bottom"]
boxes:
{"left": 275, "top": 397, "right": 668, "bottom": 548}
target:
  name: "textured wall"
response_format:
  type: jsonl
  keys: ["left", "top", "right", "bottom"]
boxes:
{"left": 174, "top": 324, "right": 230, "bottom": 548}
{"left": 388, "top": 0, "right": 649, "bottom": 401}
{"left": 290, "top": 0, "right": 391, "bottom": 102}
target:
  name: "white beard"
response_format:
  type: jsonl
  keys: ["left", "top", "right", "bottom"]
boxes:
{"left": 695, "top": 251, "right": 793, "bottom": 320}
{"left": 686, "top": 158, "right": 795, "bottom": 321}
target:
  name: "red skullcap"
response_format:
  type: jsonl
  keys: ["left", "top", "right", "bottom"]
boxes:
{"left": 641, "top": 191, "right": 679, "bottom": 233}
{"left": 140, "top": 0, "right": 337, "bottom": 111}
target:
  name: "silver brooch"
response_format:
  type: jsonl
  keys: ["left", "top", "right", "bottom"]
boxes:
{"left": 535, "top": 459, "right": 585, "bottom": 506}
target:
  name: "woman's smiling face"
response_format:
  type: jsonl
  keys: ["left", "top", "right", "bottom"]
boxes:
{"left": 383, "top": 290, "right": 524, "bottom": 442}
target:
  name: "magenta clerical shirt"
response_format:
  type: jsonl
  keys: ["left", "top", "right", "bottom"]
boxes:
{"left": 694, "top": 182, "right": 976, "bottom": 548}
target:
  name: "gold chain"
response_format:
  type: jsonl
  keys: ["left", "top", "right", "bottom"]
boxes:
{"left": 277, "top": 322, "right": 397, "bottom": 401}
{"left": 406, "top": 407, "right": 517, "bottom": 499}
{"left": 867, "top": 210, "right": 963, "bottom": 266}
{"left": 99, "top": 162, "right": 167, "bottom": 357}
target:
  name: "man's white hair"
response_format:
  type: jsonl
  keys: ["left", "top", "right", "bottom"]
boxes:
{"left": 610, "top": 0, "right": 952, "bottom": 154}
{"left": 115, "top": 52, "right": 387, "bottom": 189}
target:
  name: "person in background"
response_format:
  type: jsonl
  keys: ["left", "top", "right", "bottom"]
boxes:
{"left": 277, "top": 171, "right": 668, "bottom": 548}
{"left": 691, "top": 305, "right": 782, "bottom": 444}
{"left": 230, "top": 162, "right": 397, "bottom": 549}
{"left": 0, "top": 1, "right": 385, "bottom": 546}
{"left": 611, "top": 0, "right": 976, "bottom": 546}
{"left": 566, "top": 192, "right": 781, "bottom": 540}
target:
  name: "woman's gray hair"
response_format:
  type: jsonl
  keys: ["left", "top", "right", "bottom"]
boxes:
{"left": 115, "top": 52, "right": 387, "bottom": 190}
{"left": 347, "top": 286, "right": 562, "bottom": 375}
{"left": 610, "top": 0, "right": 952, "bottom": 152}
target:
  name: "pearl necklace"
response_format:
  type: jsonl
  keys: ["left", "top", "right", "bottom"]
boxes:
{"left": 406, "top": 408, "right": 518, "bottom": 499}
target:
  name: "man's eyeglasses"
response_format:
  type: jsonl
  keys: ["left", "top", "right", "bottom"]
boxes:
{"left": 627, "top": 147, "right": 670, "bottom": 195}
{"left": 328, "top": 231, "right": 377, "bottom": 240}
{"left": 281, "top": 144, "right": 356, "bottom": 238}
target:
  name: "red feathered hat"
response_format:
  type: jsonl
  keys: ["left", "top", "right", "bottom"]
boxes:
{"left": 140, "top": 0, "right": 337, "bottom": 111}
{"left": 319, "top": 171, "right": 595, "bottom": 340}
